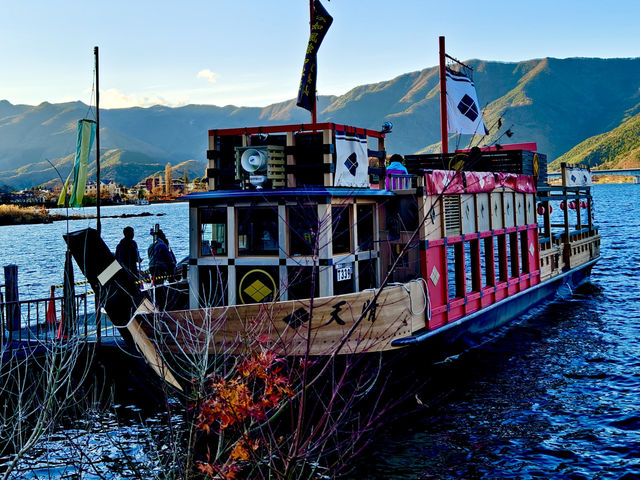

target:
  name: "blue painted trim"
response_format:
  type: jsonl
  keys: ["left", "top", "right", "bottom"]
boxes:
{"left": 184, "top": 187, "right": 395, "bottom": 201}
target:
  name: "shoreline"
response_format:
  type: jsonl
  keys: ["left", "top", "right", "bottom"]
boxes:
{"left": 0, "top": 204, "right": 166, "bottom": 226}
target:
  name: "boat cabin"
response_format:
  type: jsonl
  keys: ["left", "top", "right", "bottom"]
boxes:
{"left": 185, "top": 123, "right": 394, "bottom": 309}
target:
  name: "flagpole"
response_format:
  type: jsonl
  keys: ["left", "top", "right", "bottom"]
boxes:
{"left": 94, "top": 46, "right": 101, "bottom": 235}
{"left": 439, "top": 35, "right": 448, "bottom": 155}
{"left": 94, "top": 46, "right": 102, "bottom": 346}
{"left": 309, "top": 0, "right": 317, "bottom": 125}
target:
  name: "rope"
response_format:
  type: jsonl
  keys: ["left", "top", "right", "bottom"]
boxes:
{"left": 388, "top": 278, "right": 430, "bottom": 319}
{"left": 52, "top": 271, "right": 178, "bottom": 290}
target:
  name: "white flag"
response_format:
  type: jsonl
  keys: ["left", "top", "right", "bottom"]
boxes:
{"left": 334, "top": 131, "right": 369, "bottom": 187}
{"left": 446, "top": 69, "right": 488, "bottom": 135}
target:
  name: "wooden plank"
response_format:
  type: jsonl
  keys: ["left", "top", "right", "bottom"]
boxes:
{"left": 136, "top": 282, "right": 425, "bottom": 356}
{"left": 461, "top": 194, "right": 476, "bottom": 234}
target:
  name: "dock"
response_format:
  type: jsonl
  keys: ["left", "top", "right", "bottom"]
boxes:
{"left": 1, "top": 265, "right": 126, "bottom": 362}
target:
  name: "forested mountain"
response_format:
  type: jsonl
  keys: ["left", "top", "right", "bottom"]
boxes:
{"left": 1, "top": 57, "right": 639, "bottom": 188}
{"left": 550, "top": 111, "right": 640, "bottom": 170}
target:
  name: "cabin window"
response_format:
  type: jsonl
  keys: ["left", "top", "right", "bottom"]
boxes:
{"left": 520, "top": 230, "right": 530, "bottom": 274}
{"left": 287, "top": 266, "right": 320, "bottom": 300}
{"left": 509, "top": 232, "right": 520, "bottom": 278}
{"left": 332, "top": 205, "right": 352, "bottom": 254}
{"left": 237, "top": 207, "right": 279, "bottom": 256}
{"left": 200, "top": 207, "right": 227, "bottom": 256}
{"left": 288, "top": 204, "right": 318, "bottom": 256}
{"left": 446, "top": 242, "right": 465, "bottom": 299}
{"left": 356, "top": 204, "right": 375, "bottom": 252}
{"left": 198, "top": 266, "right": 227, "bottom": 307}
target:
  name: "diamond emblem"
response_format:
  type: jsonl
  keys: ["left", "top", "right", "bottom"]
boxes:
{"left": 244, "top": 280, "right": 272, "bottom": 302}
{"left": 430, "top": 266, "right": 440, "bottom": 286}
{"left": 529, "top": 243, "right": 535, "bottom": 257}
{"left": 344, "top": 152, "right": 358, "bottom": 176}
{"left": 457, "top": 94, "right": 479, "bottom": 121}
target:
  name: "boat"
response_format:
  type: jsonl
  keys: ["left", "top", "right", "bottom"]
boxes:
{"left": 63, "top": 35, "right": 600, "bottom": 384}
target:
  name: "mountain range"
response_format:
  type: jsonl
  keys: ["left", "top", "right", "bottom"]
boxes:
{"left": 1, "top": 56, "right": 639, "bottom": 189}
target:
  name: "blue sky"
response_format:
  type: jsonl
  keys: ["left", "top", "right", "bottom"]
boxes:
{"left": 2, "top": 0, "right": 638, "bottom": 109}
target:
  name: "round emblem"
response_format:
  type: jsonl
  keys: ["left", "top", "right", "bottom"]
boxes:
{"left": 238, "top": 269, "right": 277, "bottom": 304}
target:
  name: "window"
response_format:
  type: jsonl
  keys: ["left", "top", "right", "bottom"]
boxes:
{"left": 332, "top": 205, "right": 352, "bottom": 254}
{"left": 446, "top": 242, "right": 464, "bottom": 299}
{"left": 200, "top": 207, "right": 227, "bottom": 256}
{"left": 288, "top": 204, "right": 318, "bottom": 256}
{"left": 356, "top": 204, "right": 375, "bottom": 251}
{"left": 237, "top": 207, "right": 279, "bottom": 256}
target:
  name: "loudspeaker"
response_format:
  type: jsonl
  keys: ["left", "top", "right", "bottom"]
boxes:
{"left": 240, "top": 148, "right": 268, "bottom": 174}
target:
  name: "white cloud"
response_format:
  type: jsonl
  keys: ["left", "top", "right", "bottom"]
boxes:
{"left": 196, "top": 69, "right": 220, "bottom": 84}
{"left": 100, "top": 88, "right": 189, "bottom": 109}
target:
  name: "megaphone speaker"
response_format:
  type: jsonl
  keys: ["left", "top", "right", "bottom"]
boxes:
{"left": 240, "top": 149, "right": 268, "bottom": 173}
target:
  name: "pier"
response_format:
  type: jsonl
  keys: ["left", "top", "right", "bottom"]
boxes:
{"left": 0, "top": 264, "right": 127, "bottom": 361}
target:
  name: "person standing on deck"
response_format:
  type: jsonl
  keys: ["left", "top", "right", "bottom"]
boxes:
{"left": 115, "top": 226, "right": 141, "bottom": 279}
{"left": 148, "top": 228, "right": 176, "bottom": 284}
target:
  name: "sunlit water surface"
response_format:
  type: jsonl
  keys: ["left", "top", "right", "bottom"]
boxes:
{"left": 1, "top": 185, "right": 639, "bottom": 478}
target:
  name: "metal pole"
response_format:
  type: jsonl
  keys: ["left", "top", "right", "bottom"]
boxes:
{"left": 439, "top": 36, "right": 448, "bottom": 155}
{"left": 94, "top": 46, "right": 102, "bottom": 345}
{"left": 94, "top": 46, "right": 101, "bottom": 235}
{"left": 3, "top": 265, "right": 20, "bottom": 331}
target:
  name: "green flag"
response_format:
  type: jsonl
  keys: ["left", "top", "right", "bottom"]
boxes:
{"left": 58, "top": 119, "right": 96, "bottom": 207}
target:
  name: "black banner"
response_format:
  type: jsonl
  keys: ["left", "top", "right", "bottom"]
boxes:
{"left": 296, "top": 0, "right": 333, "bottom": 112}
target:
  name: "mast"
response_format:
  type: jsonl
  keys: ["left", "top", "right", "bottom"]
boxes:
{"left": 94, "top": 46, "right": 101, "bottom": 235}
{"left": 94, "top": 46, "right": 102, "bottom": 346}
{"left": 309, "top": 0, "right": 317, "bottom": 125}
{"left": 439, "top": 36, "right": 448, "bottom": 155}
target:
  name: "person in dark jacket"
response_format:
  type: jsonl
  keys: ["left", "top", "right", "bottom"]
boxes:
{"left": 115, "top": 226, "right": 141, "bottom": 278}
{"left": 148, "top": 228, "right": 176, "bottom": 283}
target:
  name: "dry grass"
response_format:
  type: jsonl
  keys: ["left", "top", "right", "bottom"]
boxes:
{"left": 0, "top": 204, "right": 51, "bottom": 225}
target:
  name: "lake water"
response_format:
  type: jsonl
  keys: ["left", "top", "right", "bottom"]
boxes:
{"left": 0, "top": 202, "right": 189, "bottom": 299}
{"left": 1, "top": 184, "right": 639, "bottom": 478}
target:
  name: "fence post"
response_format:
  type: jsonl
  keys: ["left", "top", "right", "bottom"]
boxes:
{"left": 4, "top": 264, "right": 20, "bottom": 331}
